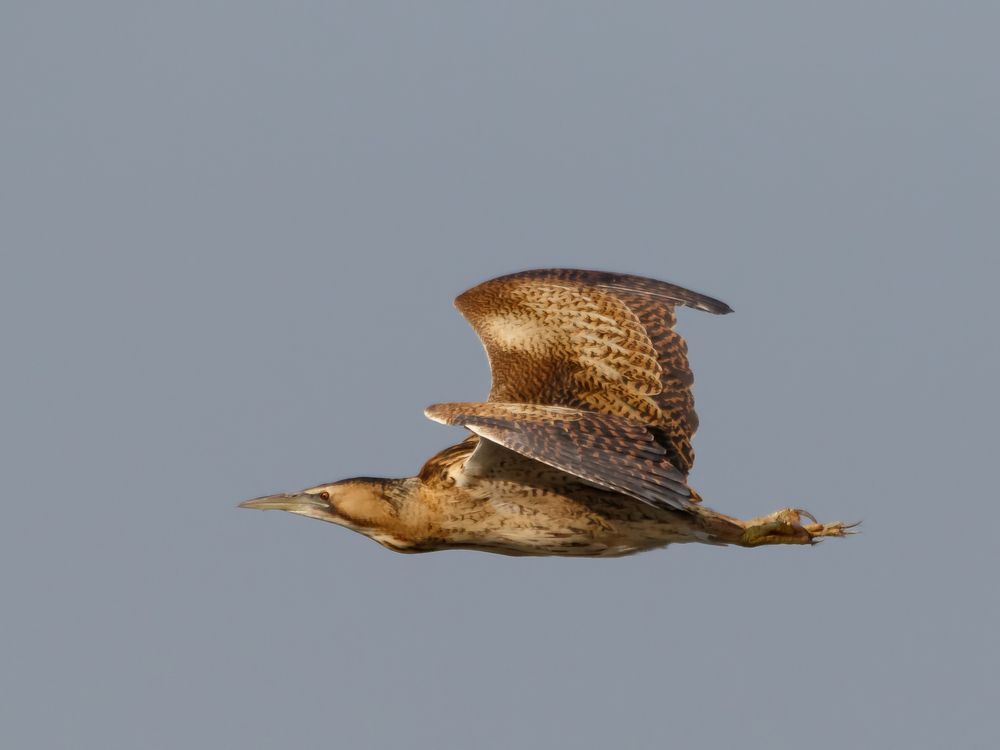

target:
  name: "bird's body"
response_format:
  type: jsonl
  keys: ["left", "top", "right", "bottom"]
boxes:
{"left": 242, "top": 269, "right": 855, "bottom": 555}
{"left": 347, "top": 439, "right": 732, "bottom": 557}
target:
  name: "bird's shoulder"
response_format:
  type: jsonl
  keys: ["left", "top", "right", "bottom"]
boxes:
{"left": 417, "top": 436, "right": 478, "bottom": 487}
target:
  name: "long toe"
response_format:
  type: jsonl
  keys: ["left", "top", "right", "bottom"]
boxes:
{"left": 803, "top": 520, "right": 861, "bottom": 540}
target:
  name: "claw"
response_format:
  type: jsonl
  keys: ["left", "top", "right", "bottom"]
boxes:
{"left": 795, "top": 508, "right": 818, "bottom": 524}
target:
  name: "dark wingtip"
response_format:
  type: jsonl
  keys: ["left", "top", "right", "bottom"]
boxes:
{"left": 694, "top": 297, "right": 734, "bottom": 315}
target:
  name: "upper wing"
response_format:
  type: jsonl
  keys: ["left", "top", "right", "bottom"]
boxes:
{"left": 453, "top": 269, "right": 731, "bottom": 473}
{"left": 425, "top": 401, "right": 693, "bottom": 511}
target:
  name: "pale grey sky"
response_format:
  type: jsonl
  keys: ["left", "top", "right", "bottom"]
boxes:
{"left": 2, "top": 2, "right": 998, "bottom": 748}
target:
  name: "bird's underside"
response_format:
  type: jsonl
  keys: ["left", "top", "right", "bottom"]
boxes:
{"left": 405, "top": 434, "right": 854, "bottom": 557}
{"left": 241, "top": 268, "right": 856, "bottom": 556}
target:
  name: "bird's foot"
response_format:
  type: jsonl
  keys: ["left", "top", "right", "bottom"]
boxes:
{"left": 739, "top": 508, "right": 859, "bottom": 547}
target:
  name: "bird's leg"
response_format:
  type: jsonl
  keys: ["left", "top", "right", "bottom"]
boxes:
{"left": 738, "top": 508, "right": 859, "bottom": 547}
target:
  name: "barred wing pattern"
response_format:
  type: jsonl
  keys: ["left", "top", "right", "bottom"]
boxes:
{"left": 453, "top": 269, "right": 731, "bottom": 473}
{"left": 425, "top": 402, "right": 693, "bottom": 511}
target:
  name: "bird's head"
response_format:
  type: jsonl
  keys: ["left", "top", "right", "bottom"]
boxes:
{"left": 239, "top": 477, "right": 398, "bottom": 533}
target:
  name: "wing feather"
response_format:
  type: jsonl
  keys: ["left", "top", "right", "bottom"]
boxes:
{"left": 425, "top": 402, "right": 693, "bottom": 511}
{"left": 453, "top": 268, "right": 731, "bottom": 473}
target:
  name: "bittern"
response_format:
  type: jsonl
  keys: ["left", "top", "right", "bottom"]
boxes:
{"left": 241, "top": 269, "right": 856, "bottom": 556}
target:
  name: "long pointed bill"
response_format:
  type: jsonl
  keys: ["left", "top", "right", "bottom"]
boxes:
{"left": 238, "top": 493, "right": 337, "bottom": 522}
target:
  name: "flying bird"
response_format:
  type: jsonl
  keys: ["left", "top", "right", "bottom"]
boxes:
{"left": 241, "top": 269, "right": 856, "bottom": 556}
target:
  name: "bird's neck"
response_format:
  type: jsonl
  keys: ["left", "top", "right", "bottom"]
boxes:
{"left": 356, "top": 477, "right": 437, "bottom": 553}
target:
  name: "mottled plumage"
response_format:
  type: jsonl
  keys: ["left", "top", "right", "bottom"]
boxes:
{"left": 453, "top": 269, "right": 729, "bottom": 472}
{"left": 241, "top": 268, "right": 856, "bottom": 556}
{"left": 424, "top": 402, "right": 691, "bottom": 511}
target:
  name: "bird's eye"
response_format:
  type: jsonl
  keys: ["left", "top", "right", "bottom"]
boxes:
{"left": 319, "top": 491, "right": 330, "bottom": 501}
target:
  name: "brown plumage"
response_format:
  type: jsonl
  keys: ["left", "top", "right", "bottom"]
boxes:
{"left": 240, "top": 269, "right": 856, "bottom": 556}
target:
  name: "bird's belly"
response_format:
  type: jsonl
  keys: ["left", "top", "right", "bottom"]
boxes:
{"left": 437, "top": 485, "right": 699, "bottom": 557}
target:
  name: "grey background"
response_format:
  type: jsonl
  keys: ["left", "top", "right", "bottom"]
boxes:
{"left": 2, "top": 2, "right": 997, "bottom": 748}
